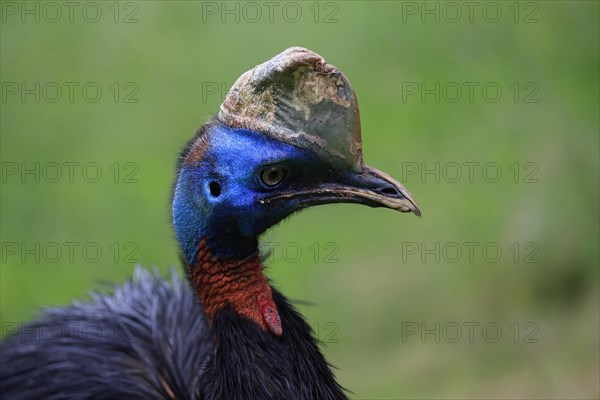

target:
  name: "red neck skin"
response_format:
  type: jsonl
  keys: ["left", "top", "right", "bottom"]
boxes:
{"left": 187, "top": 239, "right": 282, "bottom": 336}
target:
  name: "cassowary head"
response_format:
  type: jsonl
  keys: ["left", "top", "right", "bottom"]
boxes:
{"left": 173, "top": 47, "right": 420, "bottom": 263}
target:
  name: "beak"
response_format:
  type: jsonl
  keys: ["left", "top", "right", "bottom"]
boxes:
{"left": 259, "top": 164, "right": 421, "bottom": 217}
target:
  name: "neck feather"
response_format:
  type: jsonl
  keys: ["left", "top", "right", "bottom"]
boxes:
{"left": 205, "top": 291, "right": 348, "bottom": 399}
{"left": 187, "top": 238, "right": 282, "bottom": 336}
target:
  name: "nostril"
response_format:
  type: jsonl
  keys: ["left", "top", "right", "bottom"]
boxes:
{"left": 380, "top": 187, "right": 399, "bottom": 196}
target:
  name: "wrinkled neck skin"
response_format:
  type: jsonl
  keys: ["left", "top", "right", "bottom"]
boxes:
{"left": 184, "top": 238, "right": 347, "bottom": 400}
{"left": 187, "top": 238, "right": 282, "bottom": 335}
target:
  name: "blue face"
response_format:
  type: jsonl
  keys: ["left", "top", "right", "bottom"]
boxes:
{"left": 173, "top": 123, "right": 330, "bottom": 262}
{"left": 173, "top": 122, "right": 420, "bottom": 263}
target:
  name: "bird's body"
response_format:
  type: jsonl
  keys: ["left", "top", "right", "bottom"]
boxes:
{"left": 1, "top": 47, "right": 420, "bottom": 399}
{"left": 0, "top": 268, "right": 344, "bottom": 399}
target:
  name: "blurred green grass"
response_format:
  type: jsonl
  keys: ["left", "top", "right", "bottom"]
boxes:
{"left": 1, "top": 1, "right": 598, "bottom": 399}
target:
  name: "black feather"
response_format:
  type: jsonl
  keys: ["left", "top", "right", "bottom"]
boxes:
{"left": 204, "top": 289, "right": 347, "bottom": 400}
{"left": 0, "top": 268, "right": 211, "bottom": 400}
{"left": 0, "top": 269, "right": 347, "bottom": 400}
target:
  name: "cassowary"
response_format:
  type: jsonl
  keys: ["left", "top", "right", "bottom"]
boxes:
{"left": 0, "top": 47, "right": 420, "bottom": 399}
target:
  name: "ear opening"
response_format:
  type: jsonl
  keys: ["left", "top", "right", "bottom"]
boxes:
{"left": 209, "top": 181, "right": 221, "bottom": 197}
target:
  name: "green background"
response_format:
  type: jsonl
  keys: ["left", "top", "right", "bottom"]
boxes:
{"left": 1, "top": 1, "right": 598, "bottom": 398}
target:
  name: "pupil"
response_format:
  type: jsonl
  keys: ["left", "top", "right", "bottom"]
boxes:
{"left": 262, "top": 166, "right": 284, "bottom": 186}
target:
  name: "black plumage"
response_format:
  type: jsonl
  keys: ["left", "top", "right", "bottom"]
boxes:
{"left": 1, "top": 269, "right": 209, "bottom": 399}
{"left": 0, "top": 268, "right": 346, "bottom": 399}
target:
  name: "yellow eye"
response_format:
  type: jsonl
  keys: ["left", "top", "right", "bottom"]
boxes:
{"left": 260, "top": 166, "right": 285, "bottom": 187}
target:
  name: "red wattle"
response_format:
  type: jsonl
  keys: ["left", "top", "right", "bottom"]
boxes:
{"left": 188, "top": 239, "right": 282, "bottom": 336}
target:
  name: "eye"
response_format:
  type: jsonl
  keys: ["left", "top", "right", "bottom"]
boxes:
{"left": 260, "top": 166, "right": 286, "bottom": 187}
